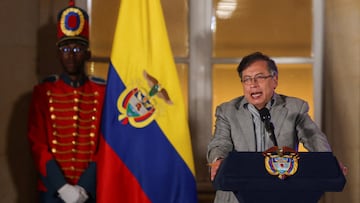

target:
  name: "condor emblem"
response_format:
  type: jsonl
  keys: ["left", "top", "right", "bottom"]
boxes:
{"left": 117, "top": 70, "right": 173, "bottom": 128}
{"left": 263, "top": 146, "right": 299, "bottom": 180}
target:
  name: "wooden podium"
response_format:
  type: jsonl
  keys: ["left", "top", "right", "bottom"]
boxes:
{"left": 213, "top": 152, "right": 346, "bottom": 203}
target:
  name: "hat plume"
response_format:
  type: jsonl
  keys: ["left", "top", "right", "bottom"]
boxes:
{"left": 69, "top": 0, "right": 75, "bottom": 7}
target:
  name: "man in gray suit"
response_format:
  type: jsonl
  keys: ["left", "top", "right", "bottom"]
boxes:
{"left": 207, "top": 52, "right": 332, "bottom": 203}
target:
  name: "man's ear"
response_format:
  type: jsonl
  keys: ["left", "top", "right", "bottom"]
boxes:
{"left": 273, "top": 75, "right": 278, "bottom": 89}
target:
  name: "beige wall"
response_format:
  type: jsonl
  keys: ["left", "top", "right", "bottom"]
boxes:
{"left": 0, "top": 0, "right": 37, "bottom": 202}
{"left": 322, "top": 0, "right": 360, "bottom": 202}
{"left": 0, "top": 0, "right": 358, "bottom": 202}
{"left": 0, "top": 0, "right": 66, "bottom": 202}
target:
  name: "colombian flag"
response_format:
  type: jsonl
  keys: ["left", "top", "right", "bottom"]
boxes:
{"left": 96, "top": 0, "right": 197, "bottom": 202}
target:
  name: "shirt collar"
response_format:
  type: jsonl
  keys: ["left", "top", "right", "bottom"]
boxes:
{"left": 60, "top": 73, "right": 88, "bottom": 88}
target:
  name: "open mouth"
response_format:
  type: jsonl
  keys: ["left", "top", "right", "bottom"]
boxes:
{"left": 250, "top": 91, "right": 262, "bottom": 99}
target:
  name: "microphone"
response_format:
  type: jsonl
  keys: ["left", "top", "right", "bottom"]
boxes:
{"left": 258, "top": 108, "right": 278, "bottom": 146}
{"left": 259, "top": 108, "right": 271, "bottom": 131}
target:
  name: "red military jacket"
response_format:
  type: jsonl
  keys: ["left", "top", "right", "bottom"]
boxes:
{"left": 27, "top": 74, "right": 106, "bottom": 199}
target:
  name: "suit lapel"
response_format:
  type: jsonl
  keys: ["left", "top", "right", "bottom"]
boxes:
{"left": 271, "top": 94, "right": 288, "bottom": 140}
{"left": 235, "top": 98, "right": 256, "bottom": 151}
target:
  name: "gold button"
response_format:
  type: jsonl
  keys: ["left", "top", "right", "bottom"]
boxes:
{"left": 92, "top": 116, "right": 96, "bottom": 120}
{"left": 52, "top": 140, "right": 57, "bottom": 144}
{"left": 73, "top": 106, "right": 78, "bottom": 111}
{"left": 94, "top": 91, "right": 99, "bottom": 96}
{"left": 46, "top": 91, "right": 51, "bottom": 96}
{"left": 49, "top": 107, "right": 54, "bottom": 112}
{"left": 72, "top": 132, "right": 77, "bottom": 137}
{"left": 72, "top": 158, "right": 76, "bottom": 161}
{"left": 73, "top": 90, "right": 77, "bottom": 94}
{"left": 90, "top": 141, "right": 95, "bottom": 145}
{"left": 94, "top": 100, "right": 98, "bottom": 104}
{"left": 72, "top": 141, "right": 76, "bottom": 145}
{"left": 74, "top": 98, "right": 79, "bottom": 103}
{"left": 91, "top": 125, "right": 96, "bottom": 129}
{"left": 90, "top": 132, "right": 95, "bottom": 137}
{"left": 73, "top": 115, "right": 78, "bottom": 120}
{"left": 52, "top": 124, "right": 56, "bottom": 128}
{"left": 53, "top": 131, "right": 57, "bottom": 136}
{"left": 51, "top": 114, "right": 56, "bottom": 120}
{"left": 51, "top": 148, "right": 57, "bottom": 153}
{"left": 49, "top": 98, "right": 53, "bottom": 103}
{"left": 72, "top": 149, "right": 76, "bottom": 152}
{"left": 93, "top": 107, "right": 97, "bottom": 112}
{"left": 71, "top": 166, "right": 75, "bottom": 171}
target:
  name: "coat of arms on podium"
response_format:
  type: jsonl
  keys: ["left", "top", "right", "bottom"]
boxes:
{"left": 263, "top": 146, "right": 299, "bottom": 180}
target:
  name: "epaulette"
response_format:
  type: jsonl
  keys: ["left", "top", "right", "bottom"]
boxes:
{"left": 89, "top": 76, "right": 107, "bottom": 85}
{"left": 41, "top": 74, "right": 59, "bottom": 83}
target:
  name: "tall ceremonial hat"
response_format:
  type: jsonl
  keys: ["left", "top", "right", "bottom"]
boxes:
{"left": 57, "top": 0, "right": 89, "bottom": 46}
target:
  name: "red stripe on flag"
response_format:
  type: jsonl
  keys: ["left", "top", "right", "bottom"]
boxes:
{"left": 97, "top": 135, "right": 151, "bottom": 203}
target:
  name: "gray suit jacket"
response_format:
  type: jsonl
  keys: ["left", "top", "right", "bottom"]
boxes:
{"left": 207, "top": 93, "right": 331, "bottom": 203}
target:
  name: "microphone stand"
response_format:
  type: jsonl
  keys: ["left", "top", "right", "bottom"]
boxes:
{"left": 268, "top": 122, "right": 278, "bottom": 147}
{"left": 259, "top": 108, "right": 278, "bottom": 147}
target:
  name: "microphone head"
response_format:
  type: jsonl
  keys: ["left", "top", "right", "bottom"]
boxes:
{"left": 259, "top": 108, "right": 271, "bottom": 121}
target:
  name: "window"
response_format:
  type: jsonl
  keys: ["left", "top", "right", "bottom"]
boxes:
{"left": 85, "top": 0, "right": 324, "bottom": 195}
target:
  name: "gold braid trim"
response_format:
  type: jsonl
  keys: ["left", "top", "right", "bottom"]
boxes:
{"left": 51, "top": 115, "right": 95, "bottom": 123}
{"left": 52, "top": 141, "right": 95, "bottom": 146}
{"left": 49, "top": 98, "right": 98, "bottom": 104}
{"left": 65, "top": 175, "right": 81, "bottom": 180}
{"left": 62, "top": 167, "right": 85, "bottom": 172}
{"left": 56, "top": 158, "right": 92, "bottom": 163}
{"left": 54, "top": 133, "right": 95, "bottom": 138}
{"left": 50, "top": 106, "right": 96, "bottom": 114}
{"left": 47, "top": 90, "right": 99, "bottom": 97}
{"left": 52, "top": 124, "right": 96, "bottom": 129}
{"left": 52, "top": 149, "right": 94, "bottom": 154}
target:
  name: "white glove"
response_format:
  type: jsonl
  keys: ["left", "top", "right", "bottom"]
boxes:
{"left": 58, "top": 183, "right": 82, "bottom": 203}
{"left": 74, "top": 185, "right": 89, "bottom": 203}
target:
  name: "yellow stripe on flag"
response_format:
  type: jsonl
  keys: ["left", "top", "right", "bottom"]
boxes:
{"left": 110, "top": 0, "right": 195, "bottom": 176}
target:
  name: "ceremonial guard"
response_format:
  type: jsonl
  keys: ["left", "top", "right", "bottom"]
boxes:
{"left": 27, "top": 1, "right": 105, "bottom": 202}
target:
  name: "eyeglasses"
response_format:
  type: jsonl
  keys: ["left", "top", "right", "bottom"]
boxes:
{"left": 241, "top": 75, "right": 273, "bottom": 85}
{"left": 59, "top": 47, "right": 85, "bottom": 54}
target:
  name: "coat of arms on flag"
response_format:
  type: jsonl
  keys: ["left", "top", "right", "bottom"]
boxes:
{"left": 117, "top": 70, "right": 173, "bottom": 128}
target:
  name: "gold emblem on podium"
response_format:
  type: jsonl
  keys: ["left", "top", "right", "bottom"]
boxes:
{"left": 263, "top": 146, "right": 299, "bottom": 180}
